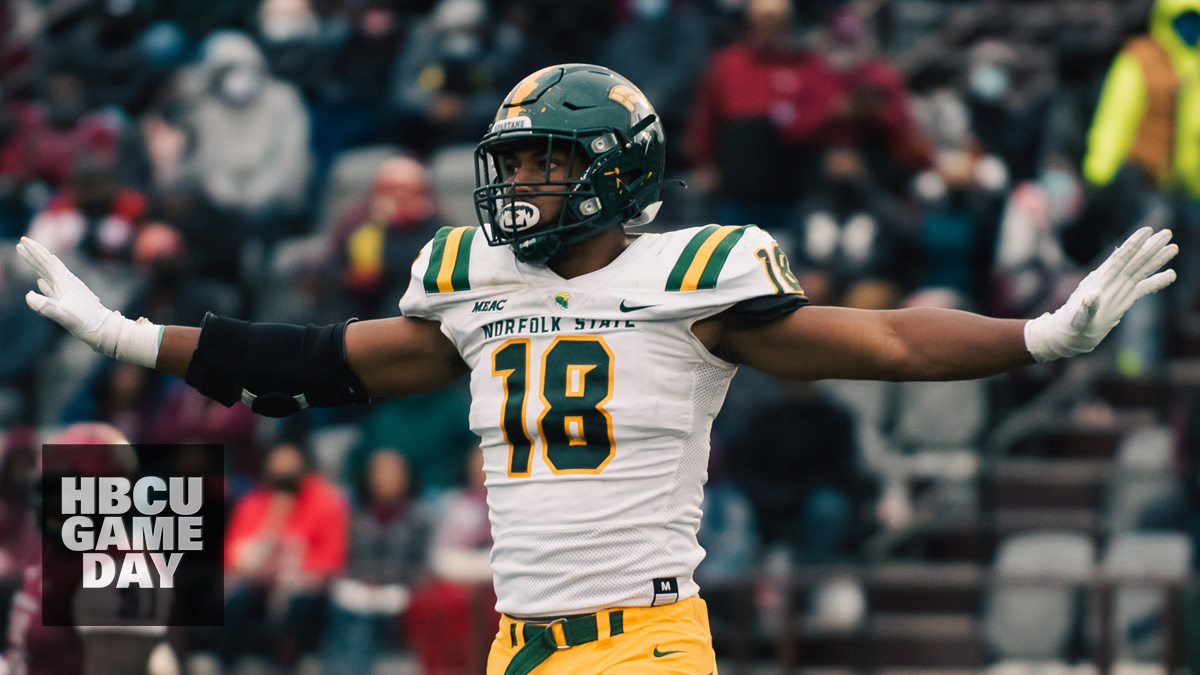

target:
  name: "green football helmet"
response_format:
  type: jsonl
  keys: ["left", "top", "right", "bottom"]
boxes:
{"left": 474, "top": 64, "right": 668, "bottom": 264}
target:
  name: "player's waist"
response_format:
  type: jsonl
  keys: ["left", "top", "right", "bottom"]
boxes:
{"left": 500, "top": 596, "right": 705, "bottom": 647}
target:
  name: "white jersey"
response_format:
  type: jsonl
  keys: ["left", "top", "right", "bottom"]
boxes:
{"left": 399, "top": 224, "right": 806, "bottom": 616}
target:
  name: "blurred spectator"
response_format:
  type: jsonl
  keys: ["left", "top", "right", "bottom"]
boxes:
{"left": 787, "top": 145, "right": 920, "bottom": 309}
{"left": 599, "top": 0, "right": 712, "bottom": 173}
{"left": 37, "top": 0, "right": 165, "bottom": 114}
{"left": 910, "top": 90, "right": 1008, "bottom": 308}
{"left": 124, "top": 221, "right": 242, "bottom": 326}
{"left": 25, "top": 155, "right": 145, "bottom": 262}
{"left": 406, "top": 447, "right": 497, "bottom": 675}
{"left": 0, "top": 253, "right": 51, "bottom": 425}
{"left": 309, "top": 0, "right": 408, "bottom": 170}
{"left": 817, "top": 6, "right": 932, "bottom": 193}
{"left": 387, "top": 0, "right": 519, "bottom": 156}
{"left": 146, "top": 178, "right": 245, "bottom": 285}
{"left": 328, "top": 155, "right": 444, "bottom": 318}
{"left": 142, "top": 0, "right": 256, "bottom": 43}
{"left": 222, "top": 439, "right": 349, "bottom": 670}
{"left": 322, "top": 449, "right": 433, "bottom": 675}
{"left": 114, "top": 81, "right": 191, "bottom": 197}
{"left": 0, "top": 427, "right": 38, "bottom": 582}
{"left": 505, "top": 0, "right": 616, "bottom": 71}
{"left": 4, "top": 423, "right": 175, "bottom": 675}
{"left": 687, "top": 0, "right": 841, "bottom": 230}
{"left": 255, "top": 0, "right": 325, "bottom": 100}
{"left": 992, "top": 157, "right": 1085, "bottom": 317}
{"left": 731, "top": 381, "right": 866, "bottom": 565}
{"left": 695, "top": 438, "right": 759, "bottom": 640}
{"left": 349, "top": 384, "right": 476, "bottom": 497}
{"left": 1140, "top": 386, "right": 1200, "bottom": 567}
{"left": 0, "top": 69, "right": 121, "bottom": 191}
{"left": 1083, "top": 0, "right": 1200, "bottom": 197}
{"left": 697, "top": 440, "right": 759, "bottom": 583}
{"left": 146, "top": 377, "right": 259, "bottom": 461}
{"left": 62, "top": 360, "right": 165, "bottom": 442}
{"left": 964, "top": 40, "right": 1056, "bottom": 186}
{"left": 1076, "top": 0, "right": 1200, "bottom": 265}
{"left": 0, "top": 89, "right": 30, "bottom": 239}
{"left": 177, "top": 31, "right": 313, "bottom": 238}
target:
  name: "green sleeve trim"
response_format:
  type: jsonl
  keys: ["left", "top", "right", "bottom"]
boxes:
{"left": 665, "top": 226, "right": 720, "bottom": 291}
{"left": 694, "top": 225, "right": 747, "bottom": 290}
{"left": 422, "top": 226, "right": 455, "bottom": 293}
{"left": 450, "top": 226, "right": 476, "bottom": 292}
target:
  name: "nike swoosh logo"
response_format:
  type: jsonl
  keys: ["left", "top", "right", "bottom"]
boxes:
{"left": 652, "top": 646, "right": 683, "bottom": 658}
{"left": 619, "top": 300, "right": 659, "bottom": 312}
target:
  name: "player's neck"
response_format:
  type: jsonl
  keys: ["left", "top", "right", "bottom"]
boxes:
{"left": 545, "top": 227, "right": 631, "bottom": 279}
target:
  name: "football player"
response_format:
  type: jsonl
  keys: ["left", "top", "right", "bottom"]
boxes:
{"left": 16, "top": 64, "right": 1178, "bottom": 675}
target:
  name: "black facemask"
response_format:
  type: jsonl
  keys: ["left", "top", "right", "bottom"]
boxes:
{"left": 48, "top": 101, "right": 86, "bottom": 129}
{"left": 829, "top": 178, "right": 866, "bottom": 213}
{"left": 267, "top": 472, "right": 304, "bottom": 493}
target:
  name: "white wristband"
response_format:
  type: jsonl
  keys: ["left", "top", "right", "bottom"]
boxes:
{"left": 1023, "top": 312, "right": 1058, "bottom": 363}
{"left": 100, "top": 314, "right": 163, "bottom": 369}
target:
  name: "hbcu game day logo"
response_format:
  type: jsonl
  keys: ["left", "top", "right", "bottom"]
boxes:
{"left": 60, "top": 474, "right": 201, "bottom": 588}
{"left": 40, "top": 444, "right": 224, "bottom": 627}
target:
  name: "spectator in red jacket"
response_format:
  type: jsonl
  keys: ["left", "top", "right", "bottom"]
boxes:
{"left": 222, "top": 438, "right": 350, "bottom": 670}
{"left": 24, "top": 157, "right": 145, "bottom": 262}
{"left": 0, "top": 70, "right": 120, "bottom": 192}
{"left": 687, "top": 0, "right": 841, "bottom": 231}
{"left": 817, "top": 6, "right": 932, "bottom": 194}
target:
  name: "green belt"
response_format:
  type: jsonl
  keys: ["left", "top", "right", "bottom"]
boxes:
{"left": 502, "top": 610, "right": 625, "bottom": 675}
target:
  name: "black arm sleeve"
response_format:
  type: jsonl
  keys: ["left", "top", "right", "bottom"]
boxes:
{"left": 184, "top": 312, "right": 371, "bottom": 418}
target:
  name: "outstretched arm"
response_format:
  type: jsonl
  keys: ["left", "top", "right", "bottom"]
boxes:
{"left": 703, "top": 227, "right": 1178, "bottom": 381}
{"left": 16, "top": 237, "right": 466, "bottom": 413}
{"left": 154, "top": 317, "right": 467, "bottom": 397}
{"left": 709, "top": 304, "right": 1032, "bottom": 381}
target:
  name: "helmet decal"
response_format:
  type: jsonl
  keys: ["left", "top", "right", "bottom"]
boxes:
{"left": 499, "top": 66, "right": 559, "bottom": 120}
{"left": 491, "top": 116, "right": 532, "bottom": 133}
{"left": 608, "top": 84, "right": 654, "bottom": 126}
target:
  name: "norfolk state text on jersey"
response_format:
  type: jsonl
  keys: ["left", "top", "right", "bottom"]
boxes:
{"left": 479, "top": 315, "right": 639, "bottom": 339}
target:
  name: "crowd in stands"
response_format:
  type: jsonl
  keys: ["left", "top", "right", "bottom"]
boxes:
{"left": 2, "top": 0, "right": 1200, "bottom": 672}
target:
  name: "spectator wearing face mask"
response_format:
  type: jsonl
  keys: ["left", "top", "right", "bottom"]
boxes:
{"left": 387, "top": 0, "right": 522, "bottom": 156}
{"left": 255, "top": 0, "right": 326, "bottom": 100}
{"left": 993, "top": 158, "right": 1085, "bottom": 317}
{"left": 176, "top": 31, "right": 313, "bottom": 240}
{"left": 963, "top": 40, "right": 1056, "bottom": 186}
{"left": 123, "top": 221, "right": 242, "bottom": 327}
{"left": 310, "top": 0, "right": 408, "bottom": 173}
{"left": 222, "top": 438, "right": 349, "bottom": 671}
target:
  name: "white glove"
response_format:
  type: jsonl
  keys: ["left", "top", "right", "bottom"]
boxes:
{"left": 1024, "top": 226, "right": 1178, "bottom": 362}
{"left": 15, "top": 237, "right": 162, "bottom": 368}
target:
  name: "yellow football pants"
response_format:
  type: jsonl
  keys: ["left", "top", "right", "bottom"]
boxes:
{"left": 487, "top": 597, "right": 718, "bottom": 675}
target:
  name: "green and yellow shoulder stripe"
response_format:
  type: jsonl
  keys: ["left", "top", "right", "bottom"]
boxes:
{"left": 422, "top": 226, "right": 478, "bottom": 293}
{"left": 664, "top": 225, "right": 749, "bottom": 292}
